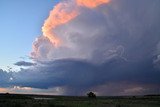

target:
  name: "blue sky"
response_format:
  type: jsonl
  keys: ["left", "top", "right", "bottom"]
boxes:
{"left": 0, "top": 0, "right": 59, "bottom": 70}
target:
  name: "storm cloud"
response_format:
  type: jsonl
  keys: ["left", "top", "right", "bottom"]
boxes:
{"left": 1, "top": 57, "right": 159, "bottom": 95}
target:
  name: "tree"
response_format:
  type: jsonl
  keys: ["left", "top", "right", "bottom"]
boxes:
{"left": 87, "top": 92, "right": 96, "bottom": 98}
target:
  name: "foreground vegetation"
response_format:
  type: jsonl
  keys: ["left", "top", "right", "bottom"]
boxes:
{"left": 0, "top": 94, "right": 160, "bottom": 107}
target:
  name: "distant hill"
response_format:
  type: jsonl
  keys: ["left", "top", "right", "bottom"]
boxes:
{"left": 0, "top": 93, "right": 32, "bottom": 99}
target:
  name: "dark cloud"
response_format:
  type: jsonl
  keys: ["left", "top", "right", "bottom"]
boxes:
{"left": 0, "top": 69, "right": 13, "bottom": 87}
{"left": 1, "top": 57, "right": 158, "bottom": 95}
{"left": 14, "top": 61, "right": 36, "bottom": 66}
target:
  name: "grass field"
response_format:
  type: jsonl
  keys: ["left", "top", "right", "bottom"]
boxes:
{"left": 0, "top": 94, "right": 160, "bottom": 107}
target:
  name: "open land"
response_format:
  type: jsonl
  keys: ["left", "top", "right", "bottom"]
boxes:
{"left": 0, "top": 93, "right": 160, "bottom": 107}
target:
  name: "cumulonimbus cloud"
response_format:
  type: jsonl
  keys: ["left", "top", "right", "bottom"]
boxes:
{"left": 31, "top": 0, "right": 111, "bottom": 61}
{"left": 29, "top": 0, "right": 160, "bottom": 95}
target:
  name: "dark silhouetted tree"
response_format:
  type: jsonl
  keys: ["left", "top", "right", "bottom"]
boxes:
{"left": 87, "top": 92, "right": 96, "bottom": 98}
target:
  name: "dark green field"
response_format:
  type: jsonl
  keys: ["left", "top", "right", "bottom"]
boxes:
{"left": 0, "top": 94, "right": 160, "bottom": 107}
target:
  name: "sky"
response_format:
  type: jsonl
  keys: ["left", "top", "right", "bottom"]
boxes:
{"left": 0, "top": 0, "right": 59, "bottom": 70}
{"left": 0, "top": 0, "right": 160, "bottom": 96}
